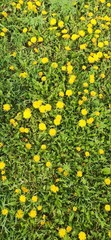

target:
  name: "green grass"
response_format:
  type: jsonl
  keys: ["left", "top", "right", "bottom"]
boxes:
{"left": 0, "top": 0, "right": 111, "bottom": 239}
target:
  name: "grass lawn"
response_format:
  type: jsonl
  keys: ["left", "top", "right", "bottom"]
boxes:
{"left": 0, "top": 0, "right": 111, "bottom": 239}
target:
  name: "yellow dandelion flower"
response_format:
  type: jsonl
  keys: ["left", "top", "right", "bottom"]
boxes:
{"left": 76, "top": 147, "right": 81, "bottom": 151}
{"left": 25, "top": 143, "right": 32, "bottom": 150}
{"left": 56, "top": 115, "right": 62, "bottom": 121}
{"left": 49, "top": 128, "right": 56, "bottom": 137}
{"left": 78, "top": 231, "right": 86, "bottom": 240}
{"left": 63, "top": 171, "right": 69, "bottom": 177}
{"left": 90, "top": 91, "right": 96, "bottom": 97}
{"left": 41, "top": 144, "right": 47, "bottom": 150}
{"left": 85, "top": 151, "right": 90, "bottom": 157}
{"left": 24, "top": 128, "right": 29, "bottom": 133}
{"left": 23, "top": 108, "right": 31, "bottom": 119}
{"left": 73, "top": 206, "right": 77, "bottom": 212}
{"left": 29, "top": 209, "right": 37, "bottom": 218}
{"left": 19, "top": 127, "right": 25, "bottom": 133}
{"left": 16, "top": 209, "right": 24, "bottom": 219}
{"left": 104, "top": 178, "right": 110, "bottom": 185}
{"left": 23, "top": 28, "right": 28, "bottom": 33}
{"left": 11, "top": 51, "right": 16, "bottom": 57}
{"left": 50, "top": 18, "right": 56, "bottom": 26}
{"left": 58, "top": 228, "right": 66, "bottom": 238}
{"left": 31, "top": 196, "right": 38, "bottom": 202}
{"left": 61, "top": 66, "right": 66, "bottom": 71}
{"left": 82, "top": 66, "right": 86, "bottom": 70}
{"left": 15, "top": 188, "right": 20, "bottom": 194}
{"left": 2, "top": 176, "right": 7, "bottom": 181}
{"left": 9, "top": 65, "right": 15, "bottom": 71}
{"left": 19, "top": 72, "right": 28, "bottom": 78}
{"left": 88, "top": 55, "right": 94, "bottom": 63}
{"left": 58, "top": 167, "right": 63, "bottom": 173}
{"left": 105, "top": 204, "right": 110, "bottom": 212}
{"left": 59, "top": 91, "right": 64, "bottom": 97}
{"left": 107, "top": 3, "right": 111, "bottom": 7}
{"left": 89, "top": 74, "right": 95, "bottom": 83}
{"left": 1, "top": 170, "right": 5, "bottom": 175}
{"left": 54, "top": 118, "right": 61, "bottom": 126}
{"left": 56, "top": 101, "right": 64, "bottom": 109}
{"left": 33, "top": 155, "right": 40, "bottom": 162}
{"left": 62, "top": 33, "right": 70, "bottom": 39}
{"left": 9, "top": 118, "right": 14, "bottom": 124}
{"left": 42, "top": 10, "right": 47, "bottom": 15}
{"left": 50, "top": 184, "right": 59, "bottom": 193}
{"left": 71, "top": 34, "right": 79, "bottom": 40}
{"left": 95, "top": 111, "right": 100, "bottom": 116}
{"left": 80, "top": 16, "right": 85, "bottom": 21}
{"left": 38, "top": 36, "right": 43, "bottom": 42}
{"left": 51, "top": 62, "right": 58, "bottom": 68}
{"left": 88, "top": 12, "right": 93, "bottom": 17}
{"left": 40, "top": 220, "right": 45, "bottom": 225}
{"left": 97, "top": 52, "right": 103, "bottom": 58}
{"left": 88, "top": 27, "right": 93, "bottom": 35}
{"left": 108, "top": 230, "right": 111, "bottom": 238}
{"left": 99, "top": 93, "right": 103, "bottom": 99}
{"left": 91, "top": 19, "right": 97, "bottom": 25}
{"left": 2, "top": 12, "right": 8, "bottom": 17}
{"left": 98, "top": 149, "right": 104, "bottom": 154}
{"left": 41, "top": 57, "right": 49, "bottom": 64}
{"left": 41, "top": 76, "right": 46, "bottom": 81}
{"left": 69, "top": 75, "right": 76, "bottom": 84}
{"left": 45, "top": 104, "right": 52, "bottom": 111}
{"left": 21, "top": 186, "right": 29, "bottom": 193}
{"left": 82, "top": 96, "right": 87, "bottom": 102}
{"left": 77, "top": 171, "right": 83, "bottom": 177}
{"left": 0, "top": 162, "right": 5, "bottom": 170}
{"left": 37, "top": 205, "right": 42, "bottom": 211}
{"left": 100, "top": 73, "right": 105, "bottom": 78}
{"left": 81, "top": 109, "right": 88, "bottom": 116}
{"left": 66, "top": 90, "right": 73, "bottom": 97}
{"left": 78, "top": 30, "right": 85, "bottom": 37}
{"left": 2, "top": 27, "right": 8, "bottom": 33}
{"left": 28, "top": 41, "right": 32, "bottom": 46}
{"left": 16, "top": 3, "right": 21, "bottom": 9}
{"left": 78, "top": 119, "right": 86, "bottom": 127}
{"left": 0, "top": 32, "right": 5, "bottom": 37}
{"left": 33, "top": 100, "right": 43, "bottom": 109}
{"left": 33, "top": 60, "right": 37, "bottom": 65}
{"left": 80, "top": 44, "right": 87, "bottom": 50}
{"left": 65, "top": 46, "right": 71, "bottom": 51}
{"left": 19, "top": 195, "right": 26, "bottom": 203}
{"left": 87, "top": 118, "right": 94, "bottom": 124}
{"left": 46, "top": 161, "right": 51, "bottom": 167}
{"left": 58, "top": 20, "right": 64, "bottom": 28}
{"left": 66, "top": 226, "right": 72, "bottom": 233}
{"left": 98, "top": 42, "right": 104, "bottom": 48}
{"left": 84, "top": 89, "right": 88, "bottom": 94}
{"left": 67, "top": 64, "right": 73, "bottom": 74}
{"left": 3, "top": 104, "right": 11, "bottom": 111}
{"left": 35, "top": 1, "right": 41, "bottom": 7}
{"left": 39, "top": 123, "right": 46, "bottom": 131}
{"left": 62, "top": 28, "right": 68, "bottom": 34}
{"left": 34, "top": 47, "right": 38, "bottom": 53}
{"left": 84, "top": 4, "right": 89, "bottom": 8}
{"left": 2, "top": 208, "right": 8, "bottom": 215}
{"left": 0, "top": 142, "right": 3, "bottom": 148}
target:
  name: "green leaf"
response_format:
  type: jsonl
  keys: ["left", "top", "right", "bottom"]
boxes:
{"left": 102, "top": 167, "right": 111, "bottom": 175}
{"left": 69, "top": 212, "right": 74, "bottom": 222}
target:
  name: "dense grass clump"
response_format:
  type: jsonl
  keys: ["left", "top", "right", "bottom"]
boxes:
{"left": 0, "top": 0, "right": 111, "bottom": 239}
